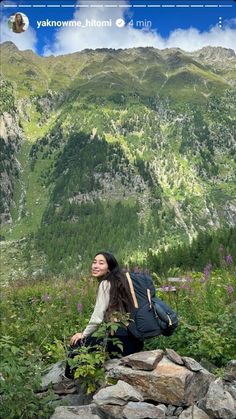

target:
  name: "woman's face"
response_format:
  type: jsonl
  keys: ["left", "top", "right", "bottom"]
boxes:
{"left": 91, "top": 254, "right": 109, "bottom": 278}
{"left": 15, "top": 14, "right": 22, "bottom": 23}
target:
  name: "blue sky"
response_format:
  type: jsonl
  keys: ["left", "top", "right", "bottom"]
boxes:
{"left": 0, "top": 0, "right": 235, "bottom": 56}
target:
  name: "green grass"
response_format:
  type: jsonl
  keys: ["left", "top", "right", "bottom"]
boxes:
{"left": 2, "top": 140, "right": 53, "bottom": 240}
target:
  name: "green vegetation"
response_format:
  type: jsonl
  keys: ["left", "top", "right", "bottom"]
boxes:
{"left": 69, "top": 313, "right": 130, "bottom": 394}
{"left": 147, "top": 227, "right": 236, "bottom": 274}
{"left": 1, "top": 258, "right": 235, "bottom": 417}
{"left": 0, "top": 276, "right": 96, "bottom": 418}
{"left": 0, "top": 45, "right": 235, "bottom": 318}
{"left": 145, "top": 267, "right": 236, "bottom": 367}
{"left": 0, "top": 79, "right": 16, "bottom": 114}
{"left": 1, "top": 42, "right": 235, "bottom": 418}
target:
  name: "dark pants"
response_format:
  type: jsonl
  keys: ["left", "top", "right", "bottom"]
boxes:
{"left": 65, "top": 333, "right": 144, "bottom": 379}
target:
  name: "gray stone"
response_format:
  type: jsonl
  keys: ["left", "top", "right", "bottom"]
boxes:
{"left": 41, "top": 361, "right": 65, "bottom": 389}
{"left": 199, "top": 358, "right": 217, "bottom": 374}
{"left": 96, "top": 404, "right": 124, "bottom": 419}
{"left": 123, "top": 401, "right": 166, "bottom": 418}
{"left": 50, "top": 404, "right": 100, "bottom": 419}
{"left": 199, "top": 378, "right": 236, "bottom": 419}
{"left": 184, "top": 368, "right": 215, "bottom": 404}
{"left": 179, "top": 405, "right": 210, "bottom": 419}
{"left": 224, "top": 361, "right": 236, "bottom": 382}
{"left": 121, "top": 350, "right": 164, "bottom": 371}
{"left": 166, "top": 349, "right": 184, "bottom": 365}
{"left": 182, "top": 357, "right": 204, "bottom": 372}
{"left": 60, "top": 392, "right": 93, "bottom": 406}
{"left": 104, "top": 358, "right": 122, "bottom": 371}
{"left": 107, "top": 356, "right": 213, "bottom": 407}
{"left": 93, "top": 380, "right": 143, "bottom": 406}
{"left": 224, "top": 382, "right": 236, "bottom": 401}
{"left": 158, "top": 404, "right": 168, "bottom": 414}
{"left": 166, "top": 405, "right": 177, "bottom": 415}
{"left": 174, "top": 406, "right": 184, "bottom": 416}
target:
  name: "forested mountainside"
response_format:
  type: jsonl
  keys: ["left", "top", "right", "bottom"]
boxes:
{"left": 0, "top": 42, "right": 236, "bottom": 277}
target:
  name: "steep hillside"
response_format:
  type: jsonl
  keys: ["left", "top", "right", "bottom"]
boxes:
{"left": 0, "top": 43, "right": 235, "bottom": 277}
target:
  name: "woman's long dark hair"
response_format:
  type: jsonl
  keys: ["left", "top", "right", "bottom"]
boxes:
{"left": 12, "top": 13, "right": 24, "bottom": 32}
{"left": 95, "top": 251, "right": 134, "bottom": 314}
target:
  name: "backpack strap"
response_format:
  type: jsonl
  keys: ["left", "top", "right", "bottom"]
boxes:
{"left": 126, "top": 272, "right": 139, "bottom": 308}
{"left": 147, "top": 288, "right": 152, "bottom": 309}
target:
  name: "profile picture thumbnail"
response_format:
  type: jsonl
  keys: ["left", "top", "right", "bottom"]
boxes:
{"left": 8, "top": 12, "right": 29, "bottom": 34}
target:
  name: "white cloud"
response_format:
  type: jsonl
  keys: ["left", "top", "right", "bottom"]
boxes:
{"left": 42, "top": 1, "right": 236, "bottom": 56}
{"left": 166, "top": 25, "right": 236, "bottom": 52}
{"left": 0, "top": 15, "right": 37, "bottom": 52}
{"left": 1, "top": 1, "right": 235, "bottom": 56}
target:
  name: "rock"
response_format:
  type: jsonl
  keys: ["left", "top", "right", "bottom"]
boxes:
{"left": 107, "top": 356, "right": 214, "bottom": 406}
{"left": 104, "top": 358, "right": 122, "bottom": 371}
{"left": 166, "top": 405, "right": 177, "bottom": 416}
{"left": 50, "top": 404, "right": 100, "bottom": 419}
{"left": 41, "top": 361, "right": 65, "bottom": 390}
{"left": 159, "top": 404, "right": 169, "bottom": 415}
{"left": 199, "top": 378, "right": 236, "bottom": 419}
{"left": 122, "top": 401, "right": 167, "bottom": 418}
{"left": 199, "top": 358, "right": 217, "bottom": 374}
{"left": 174, "top": 406, "right": 184, "bottom": 416}
{"left": 224, "top": 382, "right": 236, "bottom": 401}
{"left": 224, "top": 361, "right": 236, "bottom": 382}
{"left": 165, "top": 349, "right": 184, "bottom": 365}
{"left": 93, "top": 380, "right": 143, "bottom": 406}
{"left": 47, "top": 352, "right": 234, "bottom": 419}
{"left": 121, "top": 350, "right": 164, "bottom": 370}
{"left": 184, "top": 368, "right": 214, "bottom": 404}
{"left": 179, "top": 405, "right": 210, "bottom": 418}
{"left": 60, "top": 392, "right": 93, "bottom": 407}
{"left": 182, "top": 357, "right": 203, "bottom": 372}
{"left": 96, "top": 404, "right": 124, "bottom": 418}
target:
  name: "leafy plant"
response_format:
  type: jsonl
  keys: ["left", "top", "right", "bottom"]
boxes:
{"left": 68, "top": 313, "right": 130, "bottom": 394}
{"left": 0, "top": 335, "right": 59, "bottom": 419}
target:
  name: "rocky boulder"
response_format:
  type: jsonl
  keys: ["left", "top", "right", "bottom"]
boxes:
{"left": 198, "top": 378, "right": 236, "bottom": 419}
{"left": 44, "top": 350, "right": 236, "bottom": 419}
{"left": 107, "top": 353, "right": 214, "bottom": 406}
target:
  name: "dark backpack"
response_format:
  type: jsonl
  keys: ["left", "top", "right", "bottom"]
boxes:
{"left": 126, "top": 272, "right": 178, "bottom": 340}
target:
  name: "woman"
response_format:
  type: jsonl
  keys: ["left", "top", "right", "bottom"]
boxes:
{"left": 64, "top": 252, "right": 144, "bottom": 380}
{"left": 12, "top": 13, "right": 25, "bottom": 33}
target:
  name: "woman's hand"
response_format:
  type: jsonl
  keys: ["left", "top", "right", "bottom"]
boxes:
{"left": 70, "top": 332, "right": 83, "bottom": 346}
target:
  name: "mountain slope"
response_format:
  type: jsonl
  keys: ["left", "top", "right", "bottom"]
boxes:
{"left": 0, "top": 43, "right": 235, "bottom": 276}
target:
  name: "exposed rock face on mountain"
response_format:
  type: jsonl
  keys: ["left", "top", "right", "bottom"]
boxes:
{"left": 0, "top": 103, "right": 24, "bottom": 225}
{"left": 0, "top": 42, "right": 235, "bottom": 274}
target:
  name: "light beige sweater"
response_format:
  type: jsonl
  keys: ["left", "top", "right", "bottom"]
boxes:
{"left": 82, "top": 280, "right": 111, "bottom": 338}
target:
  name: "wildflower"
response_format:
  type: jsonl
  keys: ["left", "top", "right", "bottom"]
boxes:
{"left": 200, "top": 277, "right": 207, "bottom": 283}
{"left": 226, "top": 255, "right": 233, "bottom": 265}
{"left": 42, "top": 293, "right": 51, "bottom": 302}
{"left": 203, "top": 263, "right": 212, "bottom": 277}
{"left": 226, "top": 285, "right": 234, "bottom": 295}
{"left": 77, "top": 302, "right": 83, "bottom": 313}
